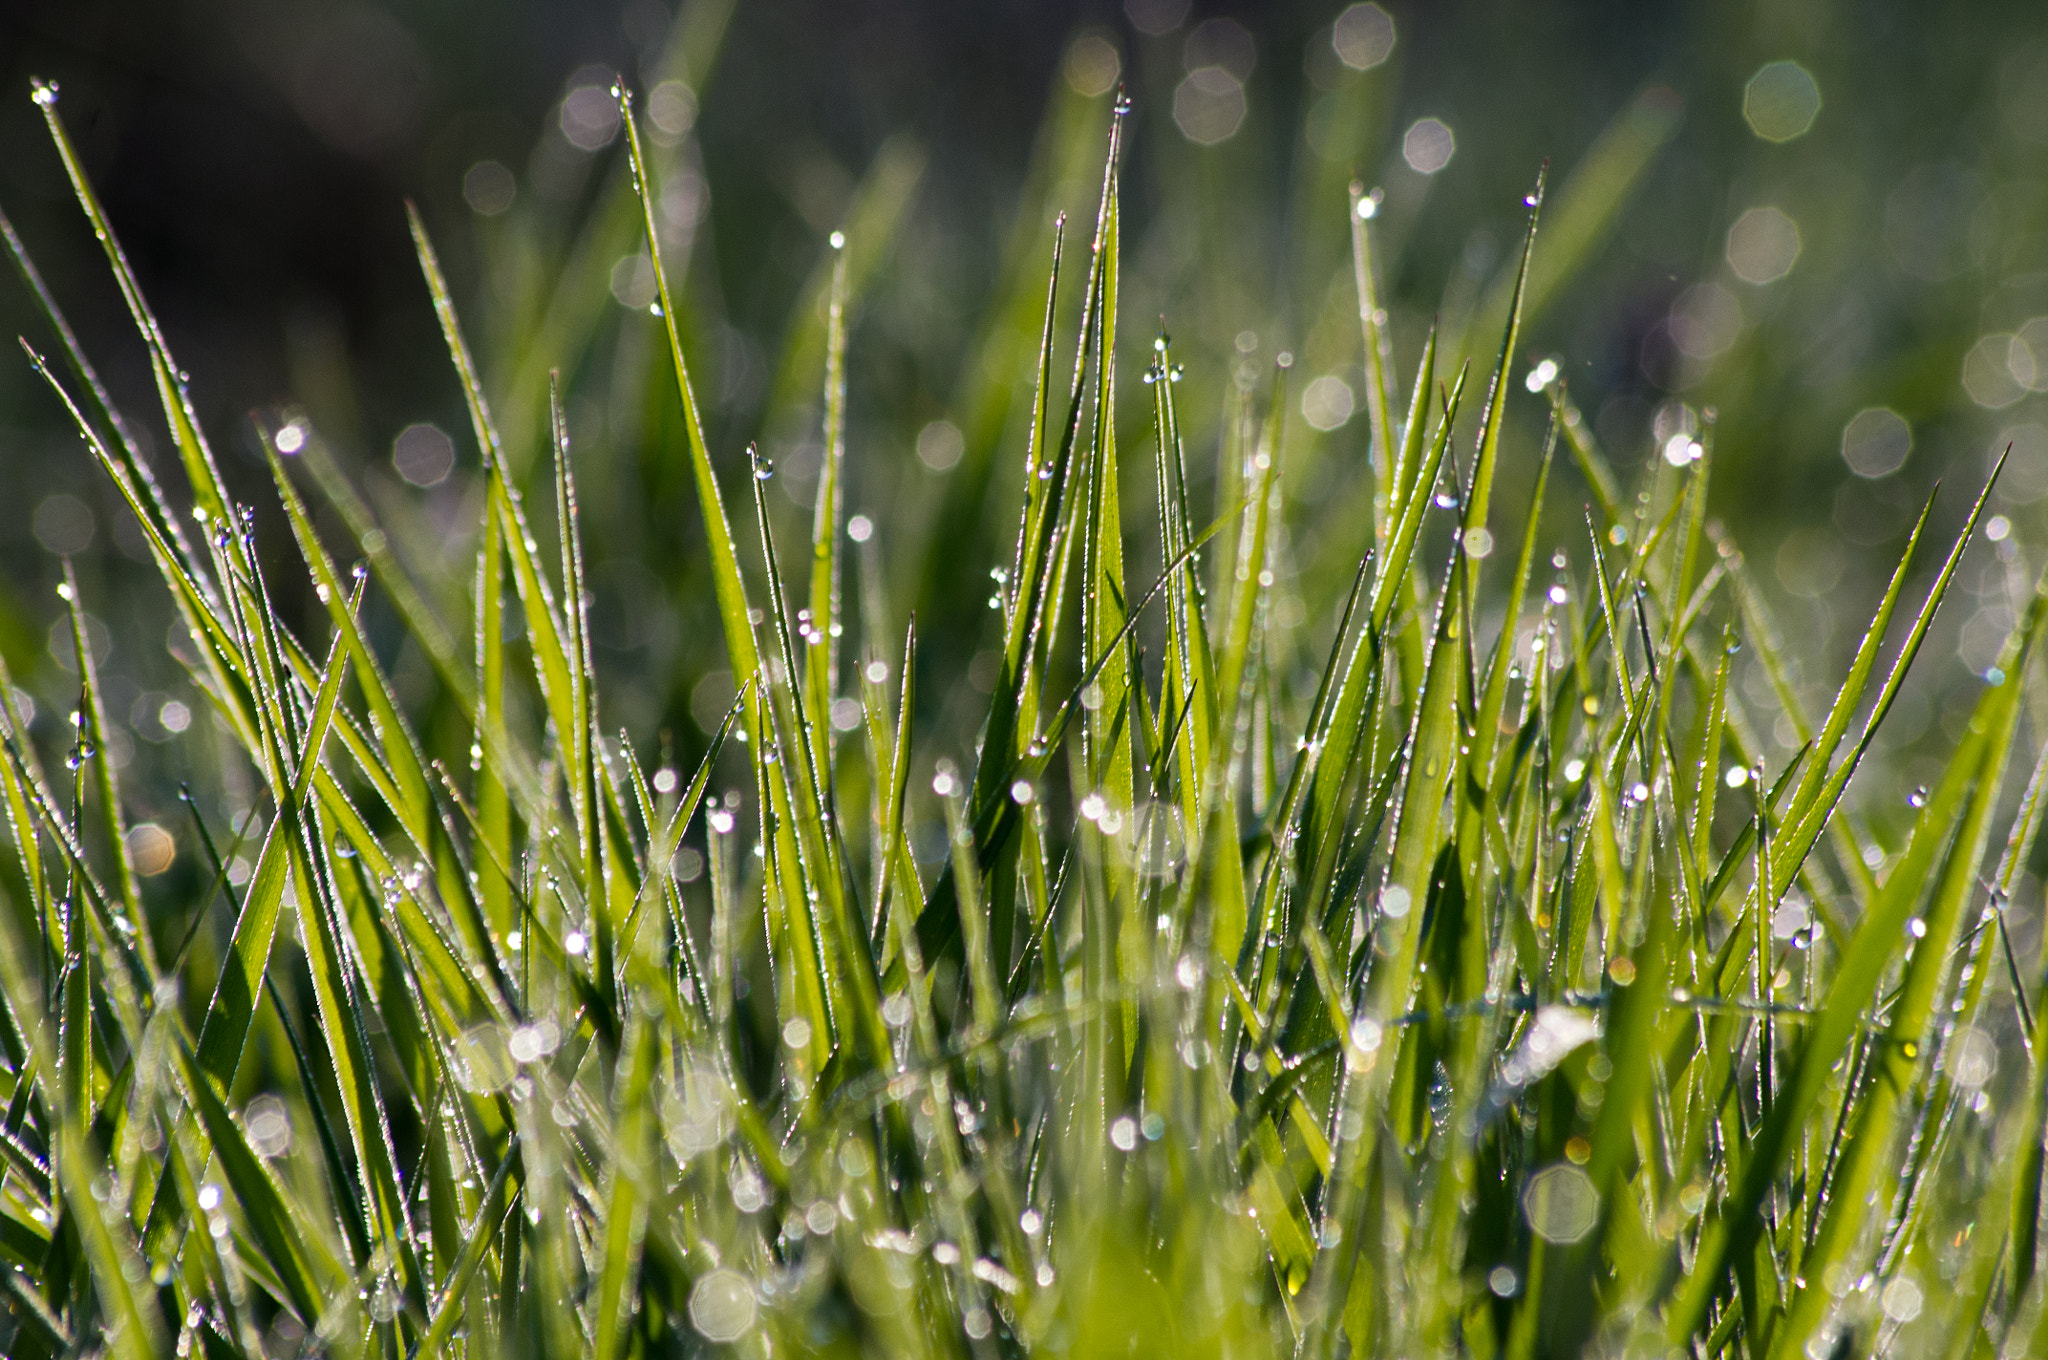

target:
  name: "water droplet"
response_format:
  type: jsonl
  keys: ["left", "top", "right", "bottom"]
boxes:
{"left": 829, "top": 229, "right": 846, "bottom": 250}
{"left": 1113, "top": 91, "right": 1133, "bottom": 117}
{"left": 1907, "top": 786, "right": 1928, "bottom": 809}
{"left": 754, "top": 460, "right": 775, "bottom": 481}
{"left": 649, "top": 302, "right": 664, "bottom": 317}
{"left": 1434, "top": 492, "right": 1458, "bottom": 509}
{"left": 31, "top": 80, "right": 59, "bottom": 109}
{"left": 1524, "top": 194, "right": 1538, "bottom": 207}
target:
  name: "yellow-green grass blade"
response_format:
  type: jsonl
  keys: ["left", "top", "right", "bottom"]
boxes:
{"left": 175, "top": 1038, "right": 338, "bottom": 1327}
{"left": 1458, "top": 169, "right": 1543, "bottom": 573}
{"left": 549, "top": 380, "right": 611, "bottom": 1009}
{"left": 34, "top": 81, "right": 236, "bottom": 540}
{"left": 1767, "top": 465, "right": 2000, "bottom": 915}
{"left": 1672, "top": 584, "right": 2039, "bottom": 1344}
{"left": 747, "top": 446, "right": 886, "bottom": 1072}
{"left": 1764, "top": 587, "right": 2047, "bottom": 1356}
{"left": 489, "top": 4, "right": 734, "bottom": 480}
{"left": 413, "top": 1140, "right": 520, "bottom": 1359}
{"left": 911, "top": 111, "right": 1122, "bottom": 978}
{"left": 61, "top": 563, "right": 152, "bottom": 978}
{"left": 289, "top": 428, "right": 474, "bottom": 711}
{"left": 1083, "top": 145, "right": 1138, "bottom": 1044}
{"left": 192, "top": 583, "right": 357, "bottom": 1090}
{"left": 1199, "top": 373, "right": 1286, "bottom": 968}
{"left": 1369, "top": 361, "right": 1466, "bottom": 635}
{"left": 27, "top": 344, "right": 260, "bottom": 768}
{"left": 592, "top": 1015, "right": 658, "bottom": 1360}
{"left": 475, "top": 433, "right": 515, "bottom": 951}
{"left": 620, "top": 90, "right": 764, "bottom": 733}
{"left": 805, "top": 236, "right": 852, "bottom": 760}
{"left": 1349, "top": 183, "right": 1400, "bottom": 556}
{"left": 264, "top": 439, "right": 440, "bottom": 845}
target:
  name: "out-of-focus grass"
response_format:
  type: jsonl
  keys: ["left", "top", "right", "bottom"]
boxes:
{"left": 5, "top": 6, "right": 2048, "bottom": 1358}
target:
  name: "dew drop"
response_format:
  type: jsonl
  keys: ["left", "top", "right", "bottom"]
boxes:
{"left": 31, "top": 80, "right": 59, "bottom": 109}
{"left": 1907, "top": 786, "right": 1927, "bottom": 809}
{"left": 755, "top": 460, "right": 775, "bottom": 481}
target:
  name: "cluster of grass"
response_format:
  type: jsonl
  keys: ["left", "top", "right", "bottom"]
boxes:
{"left": 3, "top": 30, "right": 2048, "bottom": 1360}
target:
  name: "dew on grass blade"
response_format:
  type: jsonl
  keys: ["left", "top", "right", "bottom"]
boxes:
{"left": 689, "top": 1270, "right": 757, "bottom": 1342}
{"left": 1523, "top": 1164, "right": 1600, "bottom": 1244}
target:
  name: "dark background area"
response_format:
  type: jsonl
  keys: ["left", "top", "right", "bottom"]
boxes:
{"left": 2, "top": 0, "right": 2046, "bottom": 806}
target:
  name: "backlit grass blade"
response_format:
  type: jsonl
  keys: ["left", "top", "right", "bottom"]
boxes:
{"left": 1349, "top": 182, "right": 1400, "bottom": 555}
{"left": 620, "top": 89, "right": 764, "bottom": 730}
{"left": 1082, "top": 137, "right": 1139, "bottom": 1058}
{"left": 1197, "top": 371, "right": 1286, "bottom": 967}
{"left": 1769, "top": 463, "right": 2001, "bottom": 902}
{"left": 806, "top": 236, "right": 852, "bottom": 758}
{"left": 593, "top": 1016, "right": 657, "bottom": 1360}
{"left": 175, "top": 1037, "right": 338, "bottom": 1327}
{"left": 192, "top": 584, "right": 357, "bottom": 1090}
{"left": 291, "top": 427, "right": 475, "bottom": 709}
{"left": 265, "top": 438, "right": 440, "bottom": 843}
{"left": 61, "top": 563, "right": 153, "bottom": 978}
{"left": 1764, "top": 584, "right": 2048, "bottom": 1357}
{"left": 1671, "top": 572, "right": 2039, "bottom": 1345}
{"left": 1458, "top": 168, "right": 1543, "bottom": 567}
{"left": 1369, "top": 360, "right": 1465, "bottom": 634}
{"left": 747, "top": 445, "right": 886, "bottom": 1072}
{"left": 550, "top": 380, "right": 609, "bottom": 1007}
{"left": 34, "top": 81, "right": 236, "bottom": 537}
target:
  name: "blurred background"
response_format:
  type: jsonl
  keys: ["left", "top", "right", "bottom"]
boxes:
{"left": 3, "top": 0, "right": 2047, "bottom": 844}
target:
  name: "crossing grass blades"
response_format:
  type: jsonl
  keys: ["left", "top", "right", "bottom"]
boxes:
{"left": 2, "top": 71, "right": 2047, "bottom": 1360}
